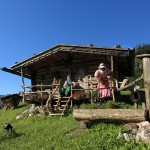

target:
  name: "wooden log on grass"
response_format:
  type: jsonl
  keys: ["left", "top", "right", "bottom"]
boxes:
{"left": 73, "top": 109, "right": 146, "bottom": 128}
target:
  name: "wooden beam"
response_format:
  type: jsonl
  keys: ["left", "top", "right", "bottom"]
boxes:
{"left": 110, "top": 56, "right": 115, "bottom": 101}
{"left": 1, "top": 67, "right": 31, "bottom": 79}
{"left": 111, "top": 56, "right": 114, "bottom": 72}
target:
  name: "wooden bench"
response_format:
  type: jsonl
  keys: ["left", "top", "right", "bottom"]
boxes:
{"left": 73, "top": 109, "right": 146, "bottom": 128}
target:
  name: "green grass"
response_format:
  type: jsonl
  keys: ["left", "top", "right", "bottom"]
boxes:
{"left": 0, "top": 92, "right": 149, "bottom": 150}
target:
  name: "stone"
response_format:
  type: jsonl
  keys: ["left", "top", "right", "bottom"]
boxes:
{"left": 118, "top": 121, "right": 150, "bottom": 143}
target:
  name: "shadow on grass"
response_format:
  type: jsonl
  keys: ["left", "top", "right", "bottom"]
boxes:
{"left": 16, "top": 103, "right": 27, "bottom": 109}
{"left": 0, "top": 130, "right": 24, "bottom": 143}
{"left": 88, "top": 120, "right": 124, "bottom": 129}
{"left": 116, "top": 90, "right": 146, "bottom": 106}
{"left": 115, "top": 91, "right": 133, "bottom": 104}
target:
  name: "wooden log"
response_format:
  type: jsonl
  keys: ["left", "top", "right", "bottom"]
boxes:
{"left": 119, "top": 78, "right": 129, "bottom": 89}
{"left": 118, "top": 74, "right": 143, "bottom": 91}
{"left": 73, "top": 109, "right": 146, "bottom": 123}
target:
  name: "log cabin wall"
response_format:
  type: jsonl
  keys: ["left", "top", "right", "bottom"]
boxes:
{"left": 35, "top": 60, "right": 69, "bottom": 85}
{"left": 11, "top": 56, "right": 133, "bottom": 87}
{"left": 34, "top": 56, "right": 116, "bottom": 86}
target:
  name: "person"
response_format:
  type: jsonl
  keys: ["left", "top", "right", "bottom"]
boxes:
{"left": 61, "top": 75, "right": 75, "bottom": 96}
{"left": 94, "top": 63, "right": 112, "bottom": 101}
{"left": 52, "top": 77, "right": 58, "bottom": 84}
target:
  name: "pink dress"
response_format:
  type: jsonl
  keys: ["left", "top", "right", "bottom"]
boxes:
{"left": 94, "top": 69, "right": 112, "bottom": 99}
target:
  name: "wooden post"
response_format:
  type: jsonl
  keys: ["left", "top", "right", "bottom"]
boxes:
{"left": 111, "top": 56, "right": 114, "bottom": 72}
{"left": 71, "top": 84, "right": 73, "bottom": 107}
{"left": 83, "top": 76, "right": 89, "bottom": 92}
{"left": 136, "top": 54, "right": 150, "bottom": 120}
{"left": 111, "top": 56, "right": 115, "bottom": 101}
{"left": 21, "top": 67, "right": 25, "bottom": 103}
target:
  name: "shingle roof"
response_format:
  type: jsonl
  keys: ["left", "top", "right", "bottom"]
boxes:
{"left": 11, "top": 44, "right": 133, "bottom": 70}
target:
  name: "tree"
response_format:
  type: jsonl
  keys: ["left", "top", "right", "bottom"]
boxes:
{"left": 135, "top": 44, "right": 150, "bottom": 55}
{"left": 129, "top": 44, "right": 150, "bottom": 88}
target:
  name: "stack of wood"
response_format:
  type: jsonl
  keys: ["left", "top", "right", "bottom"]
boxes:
{"left": 24, "top": 92, "right": 49, "bottom": 106}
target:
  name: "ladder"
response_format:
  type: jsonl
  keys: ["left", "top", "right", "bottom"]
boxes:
{"left": 47, "top": 87, "right": 72, "bottom": 116}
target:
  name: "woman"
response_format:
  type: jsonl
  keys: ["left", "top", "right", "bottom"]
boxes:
{"left": 94, "top": 63, "right": 112, "bottom": 101}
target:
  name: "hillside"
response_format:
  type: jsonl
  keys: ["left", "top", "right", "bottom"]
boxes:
{"left": 0, "top": 100, "right": 149, "bottom": 149}
{"left": 0, "top": 95, "right": 5, "bottom": 98}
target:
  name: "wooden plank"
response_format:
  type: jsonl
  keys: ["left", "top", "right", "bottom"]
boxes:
{"left": 49, "top": 113, "right": 64, "bottom": 116}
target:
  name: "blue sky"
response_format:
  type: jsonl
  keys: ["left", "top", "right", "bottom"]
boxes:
{"left": 0, "top": 0, "right": 150, "bottom": 95}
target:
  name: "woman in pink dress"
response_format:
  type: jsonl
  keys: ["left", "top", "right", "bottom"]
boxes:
{"left": 94, "top": 63, "right": 112, "bottom": 101}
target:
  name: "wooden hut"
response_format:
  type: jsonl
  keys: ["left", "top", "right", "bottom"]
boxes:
{"left": 2, "top": 44, "right": 135, "bottom": 85}
{"left": 1, "top": 44, "right": 135, "bottom": 115}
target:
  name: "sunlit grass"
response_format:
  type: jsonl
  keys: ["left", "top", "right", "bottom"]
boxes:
{"left": 0, "top": 93, "right": 148, "bottom": 150}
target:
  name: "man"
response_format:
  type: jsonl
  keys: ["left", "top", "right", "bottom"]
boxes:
{"left": 94, "top": 63, "right": 112, "bottom": 101}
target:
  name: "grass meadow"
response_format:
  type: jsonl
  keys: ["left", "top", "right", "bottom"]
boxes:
{"left": 0, "top": 91, "right": 149, "bottom": 150}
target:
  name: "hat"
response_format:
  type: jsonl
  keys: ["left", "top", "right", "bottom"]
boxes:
{"left": 98, "top": 63, "right": 106, "bottom": 69}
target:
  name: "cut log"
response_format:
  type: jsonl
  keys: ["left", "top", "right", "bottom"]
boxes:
{"left": 73, "top": 109, "right": 146, "bottom": 123}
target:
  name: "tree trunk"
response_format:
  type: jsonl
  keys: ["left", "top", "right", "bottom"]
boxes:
{"left": 73, "top": 109, "right": 146, "bottom": 123}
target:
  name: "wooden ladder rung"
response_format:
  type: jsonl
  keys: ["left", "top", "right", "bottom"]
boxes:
{"left": 53, "top": 105, "right": 59, "bottom": 107}
{"left": 59, "top": 108, "right": 66, "bottom": 111}
{"left": 60, "top": 105, "right": 66, "bottom": 107}
{"left": 61, "top": 96, "right": 70, "bottom": 98}
{"left": 60, "top": 100, "right": 68, "bottom": 102}
{"left": 49, "top": 113, "right": 64, "bottom": 116}
{"left": 55, "top": 100, "right": 68, "bottom": 103}
{"left": 52, "top": 97, "right": 61, "bottom": 99}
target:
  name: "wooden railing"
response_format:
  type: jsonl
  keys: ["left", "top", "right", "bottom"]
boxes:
{"left": 22, "top": 77, "right": 116, "bottom": 104}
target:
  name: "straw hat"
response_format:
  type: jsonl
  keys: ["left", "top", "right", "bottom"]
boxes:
{"left": 98, "top": 63, "right": 106, "bottom": 69}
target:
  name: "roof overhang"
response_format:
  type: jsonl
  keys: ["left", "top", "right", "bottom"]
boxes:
{"left": 1, "top": 67, "right": 31, "bottom": 79}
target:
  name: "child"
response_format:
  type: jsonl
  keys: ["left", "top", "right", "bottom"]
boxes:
{"left": 61, "top": 75, "right": 75, "bottom": 96}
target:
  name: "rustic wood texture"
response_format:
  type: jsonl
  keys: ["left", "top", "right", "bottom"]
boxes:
{"left": 118, "top": 74, "right": 143, "bottom": 91}
{"left": 73, "top": 109, "right": 146, "bottom": 123}
{"left": 136, "top": 54, "right": 150, "bottom": 120}
{"left": 143, "top": 58, "right": 150, "bottom": 84}
{"left": 143, "top": 57, "right": 150, "bottom": 119}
